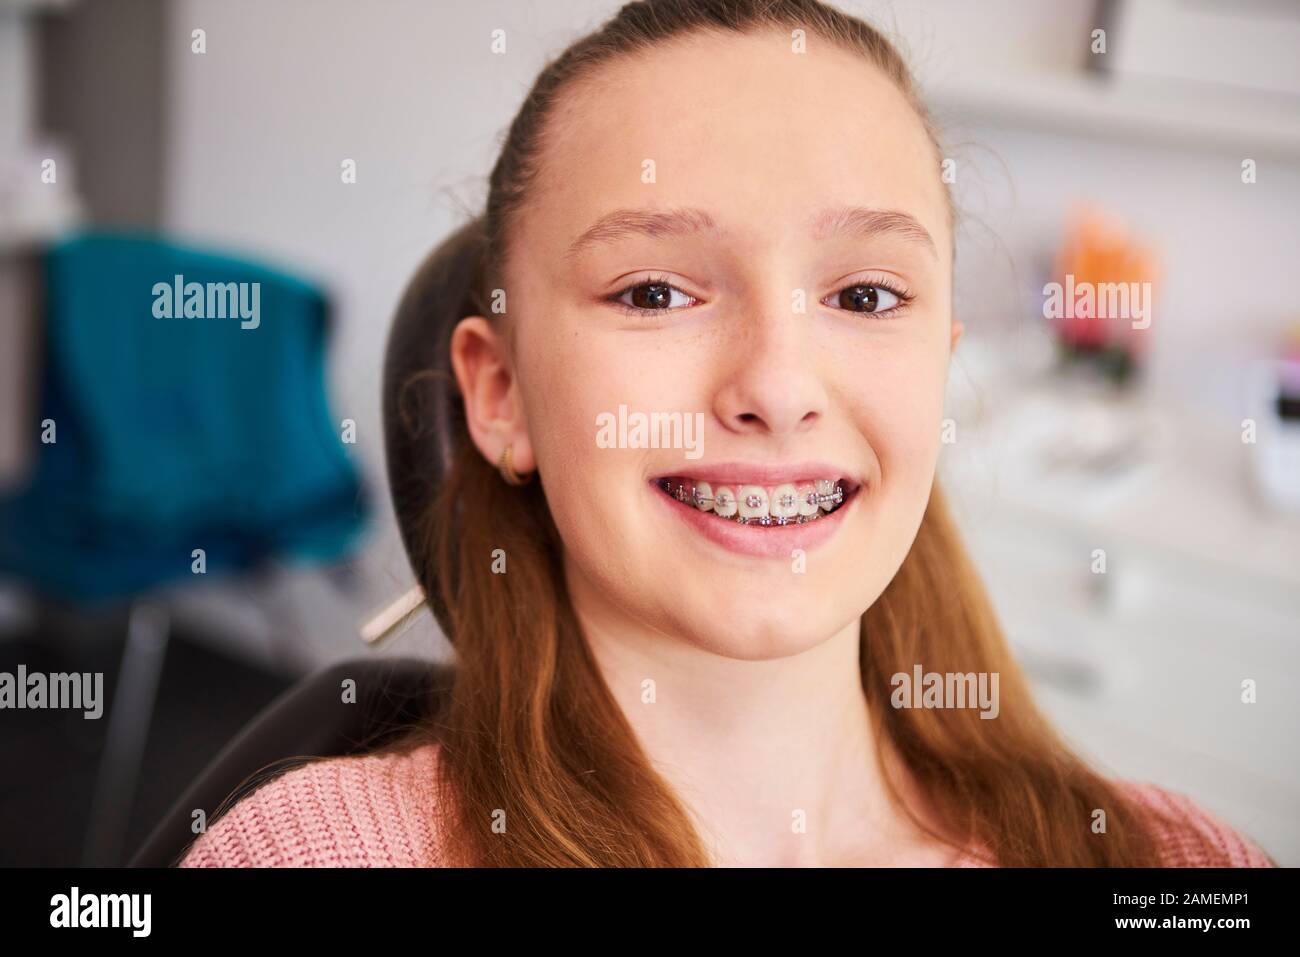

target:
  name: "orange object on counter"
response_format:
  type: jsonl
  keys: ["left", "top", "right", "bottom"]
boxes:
{"left": 1049, "top": 202, "right": 1161, "bottom": 359}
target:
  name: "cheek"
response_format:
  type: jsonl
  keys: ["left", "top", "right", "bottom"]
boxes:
{"left": 526, "top": 329, "right": 690, "bottom": 465}
{"left": 840, "top": 336, "right": 948, "bottom": 484}
{"left": 520, "top": 330, "right": 686, "bottom": 554}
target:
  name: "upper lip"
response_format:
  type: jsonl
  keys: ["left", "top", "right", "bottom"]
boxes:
{"left": 648, "top": 461, "right": 861, "bottom": 488}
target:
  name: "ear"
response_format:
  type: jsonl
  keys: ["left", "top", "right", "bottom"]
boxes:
{"left": 449, "top": 316, "right": 535, "bottom": 474}
{"left": 950, "top": 317, "right": 965, "bottom": 352}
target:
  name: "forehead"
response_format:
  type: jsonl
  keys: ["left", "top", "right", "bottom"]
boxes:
{"left": 517, "top": 28, "right": 950, "bottom": 266}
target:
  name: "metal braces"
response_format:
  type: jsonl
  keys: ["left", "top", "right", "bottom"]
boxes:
{"left": 658, "top": 478, "right": 845, "bottom": 525}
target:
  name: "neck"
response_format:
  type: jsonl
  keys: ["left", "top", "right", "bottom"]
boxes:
{"left": 567, "top": 568, "right": 948, "bottom": 866}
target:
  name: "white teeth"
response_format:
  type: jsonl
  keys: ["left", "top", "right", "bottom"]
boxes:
{"left": 693, "top": 480, "right": 713, "bottom": 511}
{"left": 770, "top": 483, "right": 798, "bottom": 519}
{"left": 795, "top": 482, "right": 819, "bottom": 517}
{"left": 737, "top": 485, "right": 768, "bottom": 519}
{"left": 712, "top": 485, "right": 738, "bottom": 517}
{"left": 659, "top": 476, "right": 848, "bottom": 524}
{"left": 815, "top": 479, "right": 836, "bottom": 512}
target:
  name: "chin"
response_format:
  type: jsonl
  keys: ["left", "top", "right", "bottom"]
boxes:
{"left": 675, "top": 599, "right": 853, "bottom": 662}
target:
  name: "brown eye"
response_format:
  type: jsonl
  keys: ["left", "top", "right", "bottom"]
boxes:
{"left": 630, "top": 282, "right": 674, "bottom": 310}
{"left": 836, "top": 284, "right": 899, "bottom": 313}
{"left": 612, "top": 278, "right": 695, "bottom": 314}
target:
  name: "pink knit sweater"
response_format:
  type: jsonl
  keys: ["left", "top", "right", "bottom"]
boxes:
{"left": 176, "top": 741, "right": 1277, "bottom": 867}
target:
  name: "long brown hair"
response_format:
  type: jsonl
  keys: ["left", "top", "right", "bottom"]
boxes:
{"left": 381, "top": 0, "right": 1205, "bottom": 866}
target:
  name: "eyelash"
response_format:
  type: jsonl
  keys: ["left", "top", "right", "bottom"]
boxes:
{"left": 607, "top": 273, "right": 915, "bottom": 318}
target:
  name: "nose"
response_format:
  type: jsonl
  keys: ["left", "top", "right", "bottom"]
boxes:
{"left": 711, "top": 291, "right": 828, "bottom": 437}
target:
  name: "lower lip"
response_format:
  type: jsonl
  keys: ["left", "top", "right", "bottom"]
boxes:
{"left": 648, "top": 480, "right": 860, "bottom": 559}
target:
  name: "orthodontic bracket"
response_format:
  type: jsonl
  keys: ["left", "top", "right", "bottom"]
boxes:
{"left": 658, "top": 478, "right": 845, "bottom": 525}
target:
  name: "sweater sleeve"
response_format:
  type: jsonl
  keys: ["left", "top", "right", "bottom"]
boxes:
{"left": 1120, "top": 780, "right": 1278, "bottom": 868}
{"left": 177, "top": 743, "right": 445, "bottom": 868}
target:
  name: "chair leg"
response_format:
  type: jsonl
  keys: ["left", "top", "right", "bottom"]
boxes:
{"left": 81, "top": 601, "right": 170, "bottom": 867}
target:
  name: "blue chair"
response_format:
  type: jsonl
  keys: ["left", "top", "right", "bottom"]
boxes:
{"left": 0, "top": 231, "right": 368, "bottom": 864}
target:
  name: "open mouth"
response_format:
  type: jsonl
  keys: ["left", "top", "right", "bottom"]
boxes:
{"left": 651, "top": 475, "right": 859, "bottom": 526}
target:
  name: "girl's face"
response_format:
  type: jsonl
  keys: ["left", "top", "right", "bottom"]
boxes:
{"left": 472, "top": 30, "right": 960, "bottom": 659}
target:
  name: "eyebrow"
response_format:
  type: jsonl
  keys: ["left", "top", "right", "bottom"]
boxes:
{"left": 810, "top": 205, "right": 937, "bottom": 258}
{"left": 563, "top": 204, "right": 937, "bottom": 261}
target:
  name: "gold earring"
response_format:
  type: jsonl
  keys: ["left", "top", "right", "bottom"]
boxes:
{"left": 498, "top": 443, "right": 534, "bottom": 486}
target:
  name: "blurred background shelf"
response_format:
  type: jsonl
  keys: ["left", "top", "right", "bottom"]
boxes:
{"left": 939, "top": 365, "right": 1300, "bottom": 866}
{"left": 928, "top": 69, "right": 1300, "bottom": 159}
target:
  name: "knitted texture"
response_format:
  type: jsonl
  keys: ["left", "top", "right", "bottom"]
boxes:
{"left": 178, "top": 744, "right": 446, "bottom": 868}
{"left": 178, "top": 742, "right": 1276, "bottom": 867}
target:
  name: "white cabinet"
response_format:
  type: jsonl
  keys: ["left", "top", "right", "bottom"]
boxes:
{"left": 942, "top": 379, "right": 1300, "bottom": 864}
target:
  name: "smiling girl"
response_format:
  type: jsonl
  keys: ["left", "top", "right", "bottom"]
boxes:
{"left": 180, "top": 0, "right": 1276, "bottom": 868}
